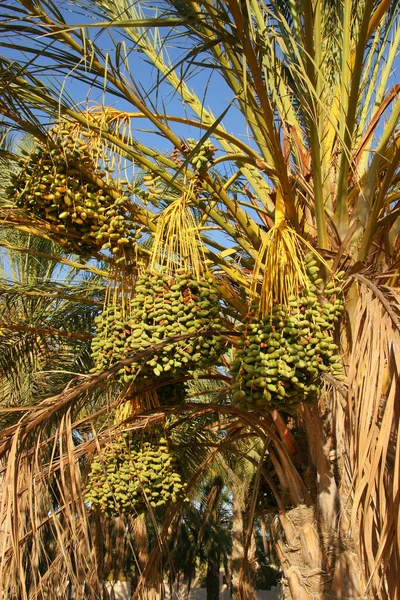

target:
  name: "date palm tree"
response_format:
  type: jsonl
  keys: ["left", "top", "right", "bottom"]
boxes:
{"left": 0, "top": 1, "right": 399, "bottom": 599}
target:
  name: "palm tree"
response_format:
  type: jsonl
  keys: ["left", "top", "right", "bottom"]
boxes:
{"left": 0, "top": 1, "right": 399, "bottom": 599}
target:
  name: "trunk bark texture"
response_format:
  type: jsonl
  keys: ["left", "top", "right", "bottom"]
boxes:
{"left": 206, "top": 552, "right": 220, "bottom": 600}
{"left": 230, "top": 486, "right": 244, "bottom": 596}
{"left": 130, "top": 514, "right": 149, "bottom": 571}
{"left": 271, "top": 401, "right": 366, "bottom": 600}
{"left": 231, "top": 483, "right": 257, "bottom": 600}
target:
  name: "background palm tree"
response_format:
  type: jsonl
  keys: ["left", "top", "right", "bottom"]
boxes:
{"left": 0, "top": 1, "right": 399, "bottom": 599}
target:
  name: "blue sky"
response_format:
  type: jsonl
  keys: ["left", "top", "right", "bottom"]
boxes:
{"left": 1, "top": 0, "right": 398, "bottom": 248}
{"left": 1, "top": 0, "right": 251, "bottom": 156}
{"left": 0, "top": 0, "right": 261, "bottom": 262}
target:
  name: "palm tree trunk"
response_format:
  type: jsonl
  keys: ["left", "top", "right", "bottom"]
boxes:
{"left": 271, "top": 402, "right": 365, "bottom": 600}
{"left": 231, "top": 484, "right": 257, "bottom": 600}
{"left": 130, "top": 514, "right": 149, "bottom": 572}
{"left": 206, "top": 551, "right": 220, "bottom": 600}
{"left": 230, "top": 486, "right": 244, "bottom": 596}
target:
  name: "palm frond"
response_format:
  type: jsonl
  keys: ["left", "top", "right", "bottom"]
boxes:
{"left": 337, "top": 279, "right": 400, "bottom": 598}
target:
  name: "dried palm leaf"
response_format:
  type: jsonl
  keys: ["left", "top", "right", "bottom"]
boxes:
{"left": 335, "top": 281, "right": 400, "bottom": 600}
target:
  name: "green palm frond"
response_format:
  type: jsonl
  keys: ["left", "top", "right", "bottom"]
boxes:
{"left": 0, "top": 228, "right": 105, "bottom": 422}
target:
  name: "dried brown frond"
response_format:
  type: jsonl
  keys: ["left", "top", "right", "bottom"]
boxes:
{"left": 338, "top": 283, "right": 399, "bottom": 600}
{"left": 0, "top": 387, "right": 165, "bottom": 599}
{"left": 0, "top": 412, "right": 101, "bottom": 599}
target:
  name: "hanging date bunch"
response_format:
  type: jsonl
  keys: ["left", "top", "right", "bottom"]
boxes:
{"left": 184, "top": 137, "right": 218, "bottom": 174}
{"left": 230, "top": 193, "right": 345, "bottom": 413}
{"left": 120, "top": 269, "right": 224, "bottom": 383}
{"left": 90, "top": 261, "right": 140, "bottom": 380}
{"left": 90, "top": 303, "right": 134, "bottom": 378}
{"left": 90, "top": 191, "right": 225, "bottom": 384}
{"left": 85, "top": 434, "right": 187, "bottom": 516}
{"left": 7, "top": 118, "right": 140, "bottom": 256}
{"left": 132, "top": 173, "right": 163, "bottom": 207}
{"left": 89, "top": 272, "right": 225, "bottom": 385}
{"left": 114, "top": 187, "right": 225, "bottom": 383}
